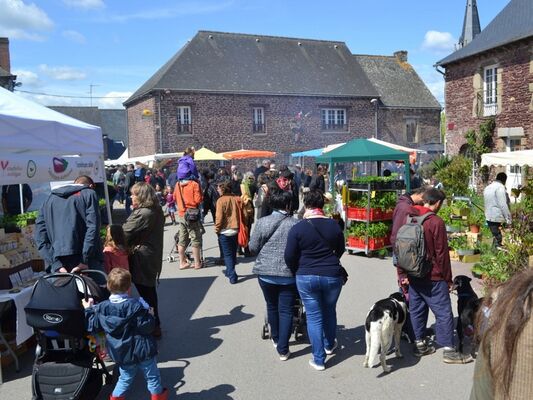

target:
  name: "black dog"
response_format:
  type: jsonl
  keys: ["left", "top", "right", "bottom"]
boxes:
{"left": 452, "top": 275, "right": 482, "bottom": 355}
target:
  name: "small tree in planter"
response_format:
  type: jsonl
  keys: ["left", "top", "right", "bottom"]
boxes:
{"left": 435, "top": 155, "right": 472, "bottom": 196}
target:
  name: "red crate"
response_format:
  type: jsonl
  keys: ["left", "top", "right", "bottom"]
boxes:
{"left": 368, "top": 237, "right": 386, "bottom": 250}
{"left": 384, "top": 234, "right": 391, "bottom": 246}
{"left": 360, "top": 208, "right": 382, "bottom": 221}
{"left": 347, "top": 236, "right": 365, "bottom": 248}
{"left": 381, "top": 210, "right": 393, "bottom": 220}
{"left": 346, "top": 207, "right": 364, "bottom": 219}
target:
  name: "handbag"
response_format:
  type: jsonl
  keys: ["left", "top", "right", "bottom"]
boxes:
{"left": 305, "top": 219, "right": 348, "bottom": 285}
{"left": 177, "top": 184, "right": 200, "bottom": 222}
{"left": 235, "top": 197, "right": 249, "bottom": 247}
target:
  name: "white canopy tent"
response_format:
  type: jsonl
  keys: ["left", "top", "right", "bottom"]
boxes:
{"left": 104, "top": 149, "right": 183, "bottom": 167}
{"left": 0, "top": 87, "right": 110, "bottom": 221}
{"left": 481, "top": 150, "right": 533, "bottom": 167}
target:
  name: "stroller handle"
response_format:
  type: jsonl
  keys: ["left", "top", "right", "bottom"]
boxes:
{"left": 79, "top": 269, "right": 108, "bottom": 280}
{"left": 35, "top": 273, "right": 90, "bottom": 302}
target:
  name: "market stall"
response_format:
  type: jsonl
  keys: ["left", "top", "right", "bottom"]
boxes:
{"left": 316, "top": 138, "right": 411, "bottom": 255}
{"left": 104, "top": 149, "right": 184, "bottom": 167}
{"left": 0, "top": 88, "right": 107, "bottom": 364}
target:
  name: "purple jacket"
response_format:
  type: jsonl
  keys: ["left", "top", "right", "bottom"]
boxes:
{"left": 177, "top": 155, "right": 199, "bottom": 180}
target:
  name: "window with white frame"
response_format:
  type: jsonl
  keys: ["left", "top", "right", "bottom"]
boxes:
{"left": 405, "top": 118, "right": 418, "bottom": 143}
{"left": 483, "top": 65, "right": 498, "bottom": 116}
{"left": 321, "top": 108, "right": 347, "bottom": 131}
{"left": 252, "top": 107, "right": 265, "bottom": 133}
{"left": 507, "top": 138, "right": 522, "bottom": 174}
{"left": 177, "top": 106, "right": 192, "bottom": 134}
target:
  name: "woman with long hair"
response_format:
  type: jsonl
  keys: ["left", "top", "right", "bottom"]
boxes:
{"left": 122, "top": 182, "right": 165, "bottom": 337}
{"left": 215, "top": 180, "right": 240, "bottom": 284}
{"left": 249, "top": 189, "right": 298, "bottom": 360}
{"left": 470, "top": 268, "right": 533, "bottom": 399}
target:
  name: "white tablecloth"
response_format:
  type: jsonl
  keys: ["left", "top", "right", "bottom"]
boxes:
{"left": 0, "top": 285, "right": 34, "bottom": 345}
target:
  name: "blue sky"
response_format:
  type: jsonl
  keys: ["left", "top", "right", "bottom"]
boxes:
{"left": 1, "top": 0, "right": 510, "bottom": 109}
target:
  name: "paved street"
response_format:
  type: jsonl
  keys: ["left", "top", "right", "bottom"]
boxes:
{"left": 1, "top": 215, "right": 478, "bottom": 399}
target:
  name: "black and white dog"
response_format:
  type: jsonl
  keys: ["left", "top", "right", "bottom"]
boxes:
{"left": 363, "top": 292, "right": 408, "bottom": 373}
{"left": 452, "top": 275, "right": 482, "bottom": 355}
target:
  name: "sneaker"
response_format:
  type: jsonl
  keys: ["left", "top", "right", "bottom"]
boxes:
{"left": 279, "top": 352, "right": 290, "bottom": 361}
{"left": 271, "top": 339, "right": 278, "bottom": 349}
{"left": 413, "top": 340, "right": 435, "bottom": 357}
{"left": 443, "top": 349, "right": 474, "bottom": 364}
{"left": 308, "top": 359, "right": 325, "bottom": 371}
{"left": 325, "top": 339, "right": 338, "bottom": 355}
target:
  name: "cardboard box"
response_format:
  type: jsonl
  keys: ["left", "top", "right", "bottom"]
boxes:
{"left": 460, "top": 254, "right": 481, "bottom": 263}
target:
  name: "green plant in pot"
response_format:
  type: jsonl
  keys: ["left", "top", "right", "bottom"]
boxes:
{"left": 467, "top": 210, "right": 485, "bottom": 233}
{"left": 451, "top": 200, "right": 470, "bottom": 217}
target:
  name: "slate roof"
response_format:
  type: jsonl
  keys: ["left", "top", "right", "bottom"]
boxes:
{"left": 354, "top": 55, "right": 441, "bottom": 109}
{"left": 49, "top": 106, "right": 127, "bottom": 143}
{"left": 437, "top": 0, "right": 533, "bottom": 66}
{"left": 125, "top": 31, "right": 378, "bottom": 105}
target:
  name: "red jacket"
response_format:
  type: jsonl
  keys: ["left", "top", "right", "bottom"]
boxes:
{"left": 412, "top": 205, "right": 452, "bottom": 284}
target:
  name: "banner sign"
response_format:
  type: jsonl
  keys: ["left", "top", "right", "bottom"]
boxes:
{"left": 0, "top": 154, "right": 105, "bottom": 185}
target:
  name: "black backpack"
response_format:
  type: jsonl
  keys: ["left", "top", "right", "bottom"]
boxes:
{"left": 393, "top": 212, "right": 434, "bottom": 278}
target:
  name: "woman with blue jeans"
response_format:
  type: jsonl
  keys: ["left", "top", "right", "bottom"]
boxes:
{"left": 285, "top": 190, "right": 345, "bottom": 370}
{"left": 215, "top": 180, "right": 240, "bottom": 284}
{"left": 249, "top": 190, "right": 299, "bottom": 360}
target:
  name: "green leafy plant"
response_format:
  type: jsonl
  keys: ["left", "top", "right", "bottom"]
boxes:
{"left": 464, "top": 118, "right": 495, "bottom": 166}
{"left": 347, "top": 222, "right": 390, "bottom": 238}
{"left": 0, "top": 211, "right": 39, "bottom": 228}
{"left": 449, "top": 235, "right": 468, "bottom": 251}
{"left": 435, "top": 155, "right": 472, "bottom": 196}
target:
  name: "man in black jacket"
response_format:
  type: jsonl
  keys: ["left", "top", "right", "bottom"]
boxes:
{"left": 35, "top": 175, "right": 103, "bottom": 273}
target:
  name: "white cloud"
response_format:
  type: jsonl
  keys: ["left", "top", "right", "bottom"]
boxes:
{"left": 421, "top": 30, "right": 457, "bottom": 53}
{"left": 97, "top": 91, "right": 131, "bottom": 109}
{"left": 99, "top": 1, "right": 234, "bottom": 23}
{"left": 39, "top": 64, "right": 87, "bottom": 81}
{"left": 62, "top": 30, "right": 87, "bottom": 44}
{"left": 62, "top": 0, "right": 105, "bottom": 10}
{"left": 0, "top": 0, "right": 53, "bottom": 40}
{"left": 12, "top": 69, "right": 41, "bottom": 87}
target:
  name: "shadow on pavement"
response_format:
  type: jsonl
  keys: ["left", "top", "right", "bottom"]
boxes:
{"left": 176, "top": 383, "right": 235, "bottom": 399}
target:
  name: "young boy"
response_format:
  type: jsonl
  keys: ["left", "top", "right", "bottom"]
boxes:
{"left": 83, "top": 268, "right": 168, "bottom": 400}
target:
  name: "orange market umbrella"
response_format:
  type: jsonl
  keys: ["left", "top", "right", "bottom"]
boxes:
{"left": 221, "top": 149, "right": 276, "bottom": 160}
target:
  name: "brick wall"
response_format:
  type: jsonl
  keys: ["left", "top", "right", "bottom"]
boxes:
{"left": 444, "top": 38, "right": 533, "bottom": 155}
{"left": 127, "top": 92, "right": 441, "bottom": 168}
{"left": 127, "top": 97, "right": 158, "bottom": 157}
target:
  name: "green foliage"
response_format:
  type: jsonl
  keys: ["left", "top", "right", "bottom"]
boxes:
{"left": 98, "top": 198, "right": 107, "bottom": 208}
{"left": 348, "top": 191, "right": 397, "bottom": 210}
{"left": 464, "top": 118, "right": 495, "bottom": 165}
{"left": 351, "top": 176, "right": 395, "bottom": 184}
{"left": 432, "top": 156, "right": 451, "bottom": 173}
{"left": 449, "top": 235, "right": 468, "bottom": 251}
{"left": 347, "top": 222, "right": 391, "bottom": 238}
{"left": 0, "top": 211, "right": 39, "bottom": 228}
{"left": 435, "top": 155, "right": 472, "bottom": 196}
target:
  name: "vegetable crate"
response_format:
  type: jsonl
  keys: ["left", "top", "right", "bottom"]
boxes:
{"left": 346, "top": 207, "right": 383, "bottom": 221}
{"left": 347, "top": 236, "right": 365, "bottom": 248}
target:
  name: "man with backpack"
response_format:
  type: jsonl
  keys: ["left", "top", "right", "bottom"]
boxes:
{"left": 395, "top": 188, "right": 472, "bottom": 364}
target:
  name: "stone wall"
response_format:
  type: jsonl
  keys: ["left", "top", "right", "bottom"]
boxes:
{"left": 127, "top": 92, "right": 441, "bottom": 168}
{"left": 444, "top": 38, "right": 533, "bottom": 155}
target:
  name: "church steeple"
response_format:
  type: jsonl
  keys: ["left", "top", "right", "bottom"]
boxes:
{"left": 458, "top": 0, "right": 481, "bottom": 48}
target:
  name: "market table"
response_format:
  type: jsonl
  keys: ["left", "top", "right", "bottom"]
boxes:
{"left": 0, "top": 284, "right": 34, "bottom": 384}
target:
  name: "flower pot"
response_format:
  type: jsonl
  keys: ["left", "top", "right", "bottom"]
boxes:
{"left": 457, "top": 248, "right": 475, "bottom": 256}
{"left": 469, "top": 224, "right": 480, "bottom": 233}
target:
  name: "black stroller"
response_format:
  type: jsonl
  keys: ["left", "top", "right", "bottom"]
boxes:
{"left": 261, "top": 296, "right": 307, "bottom": 342}
{"left": 25, "top": 271, "right": 113, "bottom": 400}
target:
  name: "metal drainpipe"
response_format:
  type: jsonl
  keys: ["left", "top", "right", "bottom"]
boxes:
{"left": 158, "top": 91, "right": 163, "bottom": 153}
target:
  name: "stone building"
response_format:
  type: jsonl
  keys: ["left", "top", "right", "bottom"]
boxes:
{"left": 0, "top": 38, "right": 17, "bottom": 91}
{"left": 125, "top": 31, "right": 441, "bottom": 164}
{"left": 436, "top": 0, "right": 532, "bottom": 190}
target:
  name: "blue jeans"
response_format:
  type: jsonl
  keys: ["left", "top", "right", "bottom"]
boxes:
{"left": 258, "top": 278, "right": 297, "bottom": 355}
{"left": 218, "top": 234, "right": 238, "bottom": 283}
{"left": 296, "top": 275, "right": 343, "bottom": 366}
{"left": 125, "top": 194, "right": 133, "bottom": 216}
{"left": 112, "top": 357, "right": 163, "bottom": 396}
{"left": 409, "top": 279, "right": 454, "bottom": 348}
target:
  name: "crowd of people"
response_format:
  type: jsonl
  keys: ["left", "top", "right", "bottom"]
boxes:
{"left": 27, "top": 146, "right": 532, "bottom": 399}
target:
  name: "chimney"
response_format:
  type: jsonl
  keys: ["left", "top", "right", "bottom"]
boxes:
{"left": 394, "top": 50, "right": 408, "bottom": 62}
{"left": 0, "top": 38, "right": 11, "bottom": 73}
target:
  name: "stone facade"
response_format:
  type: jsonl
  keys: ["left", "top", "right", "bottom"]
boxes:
{"left": 444, "top": 38, "right": 533, "bottom": 155}
{"left": 128, "top": 91, "right": 441, "bottom": 166}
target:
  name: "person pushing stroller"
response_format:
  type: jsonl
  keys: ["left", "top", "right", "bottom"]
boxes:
{"left": 83, "top": 268, "right": 168, "bottom": 400}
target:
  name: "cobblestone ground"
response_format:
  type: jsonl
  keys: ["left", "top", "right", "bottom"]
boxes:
{"left": 0, "top": 212, "right": 480, "bottom": 399}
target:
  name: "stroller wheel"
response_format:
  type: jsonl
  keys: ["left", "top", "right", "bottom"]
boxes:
{"left": 167, "top": 256, "right": 175, "bottom": 262}
{"left": 261, "top": 323, "right": 270, "bottom": 340}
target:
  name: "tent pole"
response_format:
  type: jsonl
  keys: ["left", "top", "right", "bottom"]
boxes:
{"left": 329, "top": 162, "right": 334, "bottom": 194}
{"left": 405, "top": 161, "right": 411, "bottom": 193}
{"left": 100, "top": 157, "right": 113, "bottom": 225}
{"left": 19, "top": 184, "right": 24, "bottom": 214}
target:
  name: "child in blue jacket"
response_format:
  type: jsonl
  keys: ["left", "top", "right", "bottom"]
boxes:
{"left": 83, "top": 268, "right": 168, "bottom": 400}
